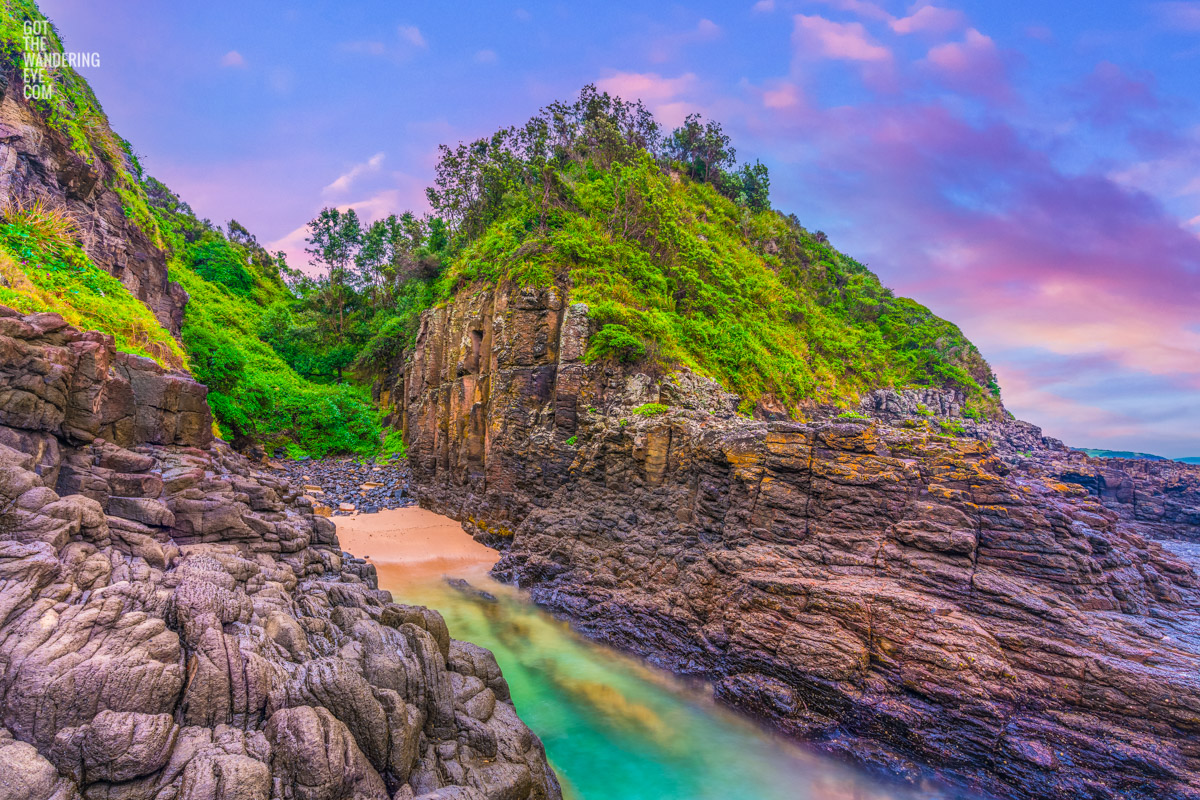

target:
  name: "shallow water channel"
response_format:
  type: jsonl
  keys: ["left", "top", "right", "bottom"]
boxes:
{"left": 373, "top": 556, "right": 974, "bottom": 800}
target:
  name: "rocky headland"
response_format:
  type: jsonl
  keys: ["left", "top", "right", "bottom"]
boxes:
{"left": 385, "top": 284, "right": 1200, "bottom": 800}
{"left": 0, "top": 305, "right": 562, "bottom": 800}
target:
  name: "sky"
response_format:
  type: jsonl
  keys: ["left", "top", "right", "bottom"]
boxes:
{"left": 37, "top": 0, "right": 1200, "bottom": 457}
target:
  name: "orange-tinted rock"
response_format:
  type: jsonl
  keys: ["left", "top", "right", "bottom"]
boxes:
{"left": 390, "top": 283, "right": 1200, "bottom": 800}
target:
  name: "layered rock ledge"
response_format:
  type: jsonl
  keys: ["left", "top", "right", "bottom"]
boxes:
{"left": 0, "top": 305, "right": 561, "bottom": 800}
{"left": 388, "top": 284, "right": 1200, "bottom": 800}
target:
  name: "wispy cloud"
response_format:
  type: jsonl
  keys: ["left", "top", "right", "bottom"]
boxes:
{"left": 922, "top": 29, "right": 1009, "bottom": 99}
{"left": 323, "top": 152, "right": 386, "bottom": 195}
{"left": 649, "top": 18, "right": 723, "bottom": 63}
{"left": 398, "top": 25, "right": 427, "bottom": 48}
{"left": 890, "top": 5, "right": 966, "bottom": 35}
{"left": 219, "top": 50, "right": 245, "bottom": 68}
{"left": 1154, "top": 1, "right": 1200, "bottom": 29}
{"left": 340, "top": 25, "right": 427, "bottom": 61}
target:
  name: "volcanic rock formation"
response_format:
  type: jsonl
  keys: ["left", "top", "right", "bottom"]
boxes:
{"left": 387, "top": 284, "right": 1200, "bottom": 800}
{"left": 0, "top": 305, "right": 561, "bottom": 800}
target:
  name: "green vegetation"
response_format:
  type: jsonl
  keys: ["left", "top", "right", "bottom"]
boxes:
{"left": 380, "top": 429, "right": 408, "bottom": 460}
{"left": 565, "top": 435, "right": 578, "bottom": 446}
{"left": 631, "top": 403, "right": 669, "bottom": 417}
{"left": 0, "top": 199, "right": 186, "bottom": 367}
{"left": 0, "top": 30, "right": 1005, "bottom": 459}
{"left": 836, "top": 410, "right": 869, "bottom": 420}
{"left": 425, "top": 87, "right": 1002, "bottom": 418}
{"left": 1, "top": 0, "right": 163, "bottom": 245}
{"left": 142, "top": 181, "right": 395, "bottom": 457}
{"left": 940, "top": 419, "right": 967, "bottom": 436}
{"left": 587, "top": 324, "right": 644, "bottom": 363}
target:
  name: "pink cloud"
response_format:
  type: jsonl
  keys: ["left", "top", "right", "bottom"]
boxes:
{"left": 745, "top": 86, "right": 1200, "bottom": 443}
{"left": 813, "top": 0, "right": 894, "bottom": 23}
{"left": 890, "top": 5, "right": 966, "bottom": 35}
{"left": 762, "top": 82, "right": 804, "bottom": 109}
{"left": 595, "top": 72, "right": 700, "bottom": 125}
{"left": 793, "top": 15, "right": 891, "bottom": 62}
{"left": 922, "top": 29, "right": 1009, "bottom": 99}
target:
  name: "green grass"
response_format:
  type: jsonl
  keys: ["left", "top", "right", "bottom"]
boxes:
{"left": 435, "top": 153, "right": 1001, "bottom": 418}
{"left": 0, "top": 209, "right": 186, "bottom": 367}
{"left": 380, "top": 428, "right": 408, "bottom": 460}
{"left": 632, "top": 403, "right": 669, "bottom": 417}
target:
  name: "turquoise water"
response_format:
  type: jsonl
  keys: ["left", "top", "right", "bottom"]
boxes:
{"left": 381, "top": 563, "right": 968, "bottom": 800}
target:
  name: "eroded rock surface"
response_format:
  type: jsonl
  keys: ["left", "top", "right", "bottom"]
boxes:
{"left": 388, "top": 284, "right": 1200, "bottom": 800}
{"left": 0, "top": 306, "right": 561, "bottom": 800}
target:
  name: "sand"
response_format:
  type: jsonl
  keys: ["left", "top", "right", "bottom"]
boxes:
{"left": 333, "top": 507, "right": 499, "bottom": 587}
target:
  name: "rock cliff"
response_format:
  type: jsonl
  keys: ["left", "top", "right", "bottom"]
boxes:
{"left": 0, "top": 304, "right": 561, "bottom": 800}
{"left": 0, "top": 60, "right": 187, "bottom": 334}
{"left": 389, "top": 284, "right": 1200, "bottom": 800}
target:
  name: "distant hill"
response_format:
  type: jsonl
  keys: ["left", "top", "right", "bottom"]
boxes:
{"left": 1076, "top": 448, "right": 1200, "bottom": 465}
{"left": 1076, "top": 448, "right": 1168, "bottom": 461}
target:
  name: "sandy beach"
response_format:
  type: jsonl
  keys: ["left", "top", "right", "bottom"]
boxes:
{"left": 333, "top": 506, "right": 500, "bottom": 587}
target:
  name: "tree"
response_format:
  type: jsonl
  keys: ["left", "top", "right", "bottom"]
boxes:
{"left": 304, "top": 207, "right": 363, "bottom": 337}
{"left": 666, "top": 113, "right": 736, "bottom": 185}
{"left": 356, "top": 218, "right": 390, "bottom": 307}
{"left": 729, "top": 161, "right": 771, "bottom": 212}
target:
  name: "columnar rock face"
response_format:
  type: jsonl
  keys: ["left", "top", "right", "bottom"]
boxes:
{"left": 0, "top": 306, "right": 561, "bottom": 800}
{"left": 391, "top": 284, "right": 1200, "bottom": 800}
{"left": 0, "top": 64, "right": 187, "bottom": 334}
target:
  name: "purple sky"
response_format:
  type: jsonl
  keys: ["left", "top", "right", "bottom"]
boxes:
{"left": 39, "top": 0, "right": 1200, "bottom": 456}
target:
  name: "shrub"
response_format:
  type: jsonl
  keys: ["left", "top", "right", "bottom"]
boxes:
{"left": 837, "top": 410, "right": 869, "bottom": 420}
{"left": 632, "top": 403, "right": 669, "bottom": 416}
{"left": 565, "top": 435, "right": 578, "bottom": 445}
{"left": 187, "top": 239, "right": 253, "bottom": 296}
{"left": 586, "top": 323, "right": 645, "bottom": 363}
{"left": 380, "top": 428, "right": 408, "bottom": 460}
{"left": 940, "top": 419, "right": 967, "bottom": 436}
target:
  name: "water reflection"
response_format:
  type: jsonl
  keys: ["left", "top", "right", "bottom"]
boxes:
{"left": 374, "top": 560, "right": 973, "bottom": 800}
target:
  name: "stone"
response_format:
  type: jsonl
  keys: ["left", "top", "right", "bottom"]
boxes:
{"left": 389, "top": 282, "right": 1200, "bottom": 800}
{"left": 0, "top": 311, "right": 560, "bottom": 800}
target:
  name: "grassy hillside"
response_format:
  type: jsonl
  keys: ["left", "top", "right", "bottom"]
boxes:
{"left": 0, "top": 200, "right": 187, "bottom": 367}
{"left": 0, "top": 0, "right": 1005, "bottom": 451}
{"left": 146, "top": 185, "right": 384, "bottom": 458}
{"left": 1, "top": 0, "right": 161, "bottom": 242}
{"left": 0, "top": 0, "right": 386, "bottom": 457}
{"left": 431, "top": 94, "right": 1001, "bottom": 417}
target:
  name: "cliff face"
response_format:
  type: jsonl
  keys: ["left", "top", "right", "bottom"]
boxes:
{"left": 391, "top": 284, "right": 1200, "bottom": 800}
{"left": 0, "top": 304, "right": 561, "bottom": 800}
{"left": 0, "top": 62, "right": 187, "bottom": 334}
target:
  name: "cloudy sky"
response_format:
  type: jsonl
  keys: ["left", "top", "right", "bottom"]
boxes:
{"left": 39, "top": 0, "right": 1200, "bottom": 457}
